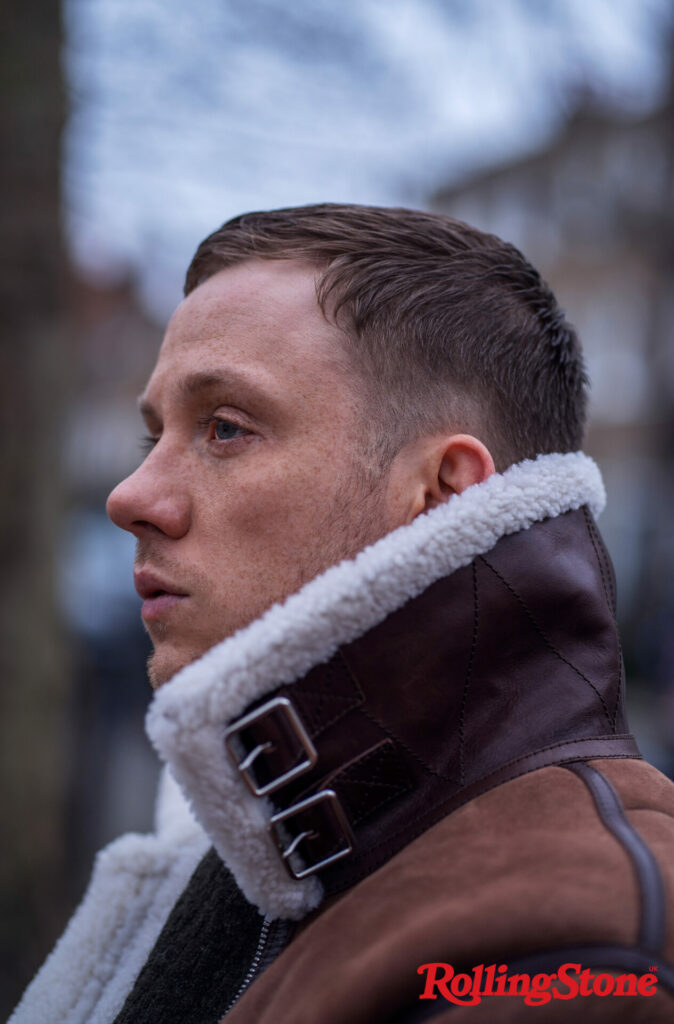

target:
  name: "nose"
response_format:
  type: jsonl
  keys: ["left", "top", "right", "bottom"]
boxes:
{"left": 106, "top": 448, "right": 190, "bottom": 540}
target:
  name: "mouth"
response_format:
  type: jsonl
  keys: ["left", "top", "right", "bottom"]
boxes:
{"left": 134, "top": 569, "right": 189, "bottom": 622}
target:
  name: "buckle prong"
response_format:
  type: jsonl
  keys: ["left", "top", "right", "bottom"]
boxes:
{"left": 279, "top": 830, "right": 315, "bottom": 860}
{"left": 269, "top": 789, "right": 354, "bottom": 880}
{"left": 237, "top": 741, "right": 274, "bottom": 773}
{"left": 224, "top": 696, "right": 318, "bottom": 797}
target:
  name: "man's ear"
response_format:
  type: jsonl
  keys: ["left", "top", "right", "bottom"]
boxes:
{"left": 386, "top": 432, "right": 496, "bottom": 526}
{"left": 424, "top": 434, "right": 495, "bottom": 512}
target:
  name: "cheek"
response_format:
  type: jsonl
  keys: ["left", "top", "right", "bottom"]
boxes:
{"left": 204, "top": 455, "right": 334, "bottom": 545}
{"left": 191, "top": 469, "right": 328, "bottom": 614}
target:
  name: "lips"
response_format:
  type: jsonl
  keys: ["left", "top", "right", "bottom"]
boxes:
{"left": 134, "top": 569, "right": 188, "bottom": 600}
{"left": 134, "top": 569, "right": 189, "bottom": 622}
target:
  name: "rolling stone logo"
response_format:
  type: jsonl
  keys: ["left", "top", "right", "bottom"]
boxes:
{"left": 418, "top": 961, "right": 659, "bottom": 1007}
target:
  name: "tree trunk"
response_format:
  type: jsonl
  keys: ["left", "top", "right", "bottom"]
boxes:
{"left": 0, "top": 1, "right": 73, "bottom": 1015}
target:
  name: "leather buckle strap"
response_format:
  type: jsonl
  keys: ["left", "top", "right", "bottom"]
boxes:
{"left": 269, "top": 789, "right": 355, "bottom": 880}
{"left": 224, "top": 696, "right": 318, "bottom": 796}
{"left": 226, "top": 696, "right": 355, "bottom": 879}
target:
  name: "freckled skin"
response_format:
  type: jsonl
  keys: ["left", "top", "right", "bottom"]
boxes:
{"left": 107, "top": 262, "right": 397, "bottom": 686}
{"left": 106, "top": 260, "right": 494, "bottom": 688}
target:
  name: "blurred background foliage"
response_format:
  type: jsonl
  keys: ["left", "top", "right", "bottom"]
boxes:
{"left": 2, "top": 0, "right": 673, "bottom": 1015}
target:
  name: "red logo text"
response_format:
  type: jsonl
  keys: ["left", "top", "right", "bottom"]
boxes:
{"left": 417, "top": 962, "right": 659, "bottom": 1007}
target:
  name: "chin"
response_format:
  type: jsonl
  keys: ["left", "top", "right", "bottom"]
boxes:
{"left": 146, "top": 622, "right": 249, "bottom": 689}
{"left": 147, "top": 645, "right": 197, "bottom": 690}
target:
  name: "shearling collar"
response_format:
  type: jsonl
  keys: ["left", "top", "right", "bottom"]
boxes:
{"left": 145, "top": 452, "right": 617, "bottom": 920}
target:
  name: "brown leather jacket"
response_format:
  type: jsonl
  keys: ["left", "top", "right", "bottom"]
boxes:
{"left": 223, "top": 505, "right": 674, "bottom": 1022}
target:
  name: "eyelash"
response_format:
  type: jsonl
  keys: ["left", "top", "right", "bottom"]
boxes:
{"left": 138, "top": 416, "right": 248, "bottom": 455}
{"left": 197, "top": 415, "right": 249, "bottom": 443}
{"left": 139, "top": 435, "right": 158, "bottom": 455}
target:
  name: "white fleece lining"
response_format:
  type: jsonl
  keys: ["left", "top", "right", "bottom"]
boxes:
{"left": 146, "top": 452, "right": 605, "bottom": 920}
{"left": 10, "top": 771, "right": 208, "bottom": 1024}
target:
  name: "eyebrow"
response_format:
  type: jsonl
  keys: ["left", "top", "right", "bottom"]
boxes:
{"left": 138, "top": 368, "right": 276, "bottom": 421}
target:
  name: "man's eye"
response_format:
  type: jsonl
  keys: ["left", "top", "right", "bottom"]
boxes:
{"left": 213, "top": 418, "right": 244, "bottom": 441}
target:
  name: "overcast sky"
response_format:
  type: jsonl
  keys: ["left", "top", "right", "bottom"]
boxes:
{"left": 63, "top": 0, "right": 673, "bottom": 319}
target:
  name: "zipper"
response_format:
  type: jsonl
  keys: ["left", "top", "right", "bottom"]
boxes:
{"left": 222, "top": 915, "right": 273, "bottom": 1016}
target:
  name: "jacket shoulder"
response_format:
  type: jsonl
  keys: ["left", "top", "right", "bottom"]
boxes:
{"left": 228, "top": 759, "right": 674, "bottom": 1024}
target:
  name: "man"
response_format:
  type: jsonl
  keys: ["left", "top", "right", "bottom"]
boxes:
{"left": 12, "top": 204, "right": 674, "bottom": 1022}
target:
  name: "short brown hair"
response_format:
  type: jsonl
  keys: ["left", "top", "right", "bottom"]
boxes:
{"left": 185, "top": 203, "right": 588, "bottom": 470}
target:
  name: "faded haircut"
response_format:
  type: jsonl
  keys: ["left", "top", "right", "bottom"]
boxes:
{"left": 184, "top": 203, "right": 588, "bottom": 471}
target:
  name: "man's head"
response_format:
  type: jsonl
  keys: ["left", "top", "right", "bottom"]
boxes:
{"left": 107, "top": 203, "right": 587, "bottom": 687}
{"left": 186, "top": 203, "right": 588, "bottom": 470}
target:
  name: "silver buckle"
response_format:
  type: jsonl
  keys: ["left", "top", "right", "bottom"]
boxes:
{"left": 224, "top": 696, "right": 318, "bottom": 797}
{"left": 268, "top": 789, "right": 354, "bottom": 880}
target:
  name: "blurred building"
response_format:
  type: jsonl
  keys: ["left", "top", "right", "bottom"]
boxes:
{"left": 432, "top": 88, "right": 674, "bottom": 768}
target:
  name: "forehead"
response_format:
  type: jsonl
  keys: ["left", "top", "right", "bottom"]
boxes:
{"left": 152, "top": 259, "right": 350, "bottom": 390}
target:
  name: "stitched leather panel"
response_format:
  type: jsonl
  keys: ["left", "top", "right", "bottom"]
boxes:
{"left": 329, "top": 740, "right": 415, "bottom": 826}
{"left": 277, "top": 652, "right": 365, "bottom": 738}
{"left": 319, "top": 735, "right": 641, "bottom": 895}
{"left": 232, "top": 508, "right": 640, "bottom": 898}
